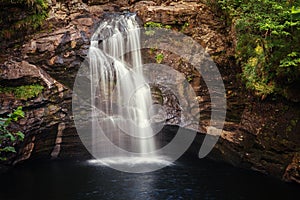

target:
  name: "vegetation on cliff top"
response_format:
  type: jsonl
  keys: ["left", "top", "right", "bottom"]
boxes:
{"left": 218, "top": 0, "right": 300, "bottom": 98}
{"left": 0, "top": 0, "right": 48, "bottom": 42}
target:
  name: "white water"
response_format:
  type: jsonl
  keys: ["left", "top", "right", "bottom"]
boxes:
{"left": 88, "top": 14, "right": 156, "bottom": 157}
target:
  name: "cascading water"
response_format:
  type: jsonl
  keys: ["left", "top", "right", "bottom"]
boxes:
{"left": 73, "top": 11, "right": 225, "bottom": 173}
{"left": 88, "top": 13, "right": 156, "bottom": 158}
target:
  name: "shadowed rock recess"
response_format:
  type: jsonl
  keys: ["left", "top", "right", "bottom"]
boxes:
{"left": 0, "top": 0, "right": 299, "bottom": 183}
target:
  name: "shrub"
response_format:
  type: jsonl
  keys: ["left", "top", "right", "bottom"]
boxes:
{"left": 0, "top": 107, "right": 25, "bottom": 161}
{"left": 218, "top": 0, "right": 300, "bottom": 97}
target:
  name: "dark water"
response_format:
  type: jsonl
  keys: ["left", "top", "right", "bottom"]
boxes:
{"left": 0, "top": 157, "right": 299, "bottom": 200}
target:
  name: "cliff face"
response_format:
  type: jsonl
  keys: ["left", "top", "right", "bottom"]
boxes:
{"left": 0, "top": 0, "right": 299, "bottom": 183}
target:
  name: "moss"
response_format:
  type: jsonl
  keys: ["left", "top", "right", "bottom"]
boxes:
{"left": 0, "top": 84, "right": 44, "bottom": 100}
{"left": 144, "top": 22, "right": 172, "bottom": 29}
{"left": 144, "top": 22, "right": 173, "bottom": 36}
{"left": 165, "top": 25, "right": 172, "bottom": 29}
{"left": 145, "top": 22, "right": 162, "bottom": 28}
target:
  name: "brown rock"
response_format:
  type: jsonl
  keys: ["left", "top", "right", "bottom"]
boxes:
{"left": 0, "top": 60, "right": 55, "bottom": 87}
{"left": 88, "top": 0, "right": 110, "bottom": 5}
{"left": 73, "top": 17, "right": 94, "bottom": 27}
{"left": 283, "top": 153, "right": 300, "bottom": 183}
{"left": 134, "top": 2, "right": 202, "bottom": 24}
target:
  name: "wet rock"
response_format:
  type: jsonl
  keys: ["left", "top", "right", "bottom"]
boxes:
{"left": 283, "top": 153, "right": 300, "bottom": 183}
{"left": 136, "top": 0, "right": 300, "bottom": 183}
{"left": 0, "top": 57, "right": 89, "bottom": 165}
{"left": 13, "top": 137, "right": 35, "bottom": 165}
{"left": 0, "top": 60, "right": 54, "bottom": 87}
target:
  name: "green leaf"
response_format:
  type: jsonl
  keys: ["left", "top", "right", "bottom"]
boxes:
{"left": 0, "top": 118, "right": 6, "bottom": 126}
{"left": 291, "top": 6, "right": 300, "bottom": 20}
{"left": 287, "top": 52, "right": 298, "bottom": 57}
{"left": 0, "top": 146, "right": 16, "bottom": 153}
{"left": 0, "top": 157, "right": 7, "bottom": 161}
{"left": 15, "top": 131, "right": 25, "bottom": 141}
{"left": 3, "top": 118, "right": 11, "bottom": 127}
{"left": 155, "top": 53, "right": 164, "bottom": 64}
{"left": 5, "top": 133, "right": 16, "bottom": 142}
{"left": 8, "top": 106, "right": 25, "bottom": 121}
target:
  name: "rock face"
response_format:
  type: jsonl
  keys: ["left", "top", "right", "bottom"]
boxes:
{"left": 0, "top": 0, "right": 99, "bottom": 165}
{"left": 0, "top": 0, "right": 299, "bottom": 184}
{"left": 133, "top": 1, "right": 201, "bottom": 24}
{"left": 0, "top": 59, "right": 90, "bottom": 164}
{"left": 283, "top": 153, "right": 300, "bottom": 184}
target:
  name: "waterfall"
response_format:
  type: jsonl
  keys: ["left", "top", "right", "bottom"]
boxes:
{"left": 88, "top": 13, "right": 156, "bottom": 157}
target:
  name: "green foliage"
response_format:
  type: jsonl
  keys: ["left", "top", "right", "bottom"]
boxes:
{"left": 181, "top": 22, "right": 189, "bottom": 32}
{"left": 16, "top": 10, "right": 48, "bottom": 30}
{"left": 0, "top": 146, "right": 16, "bottom": 153}
{"left": 0, "top": 84, "right": 44, "bottom": 100}
{"left": 21, "top": 0, "right": 49, "bottom": 28}
{"left": 186, "top": 75, "right": 194, "bottom": 83}
{"left": 155, "top": 53, "right": 164, "bottom": 64}
{"left": 0, "top": 106, "right": 25, "bottom": 161}
{"left": 0, "top": 0, "right": 48, "bottom": 11}
{"left": 144, "top": 22, "right": 164, "bottom": 28}
{"left": 0, "top": 0, "right": 48, "bottom": 40}
{"left": 148, "top": 47, "right": 156, "bottom": 55}
{"left": 144, "top": 22, "right": 172, "bottom": 35}
{"left": 218, "top": 0, "right": 300, "bottom": 97}
{"left": 291, "top": 6, "right": 300, "bottom": 19}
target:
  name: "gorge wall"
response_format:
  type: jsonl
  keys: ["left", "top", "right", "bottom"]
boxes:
{"left": 0, "top": 0, "right": 299, "bottom": 183}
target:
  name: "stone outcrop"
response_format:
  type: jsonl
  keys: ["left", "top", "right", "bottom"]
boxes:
{"left": 0, "top": 59, "right": 90, "bottom": 164}
{"left": 133, "top": 1, "right": 201, "bottom": 24}
{"left": 132, "top": 0, "right": 228, "bottom": 56}
{"left": 0, "top": 0, "right": 98, "bottom": 165}
{"left": 0, "top": 0, "right": 299, "bottom": 184}
{"left": 283, "top": 153, "right": 300, "bottom": 183}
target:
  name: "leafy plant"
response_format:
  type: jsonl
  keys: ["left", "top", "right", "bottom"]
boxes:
{"left": 0, "top": 106, "right": 25, "bottom": 161}
{"left": 291, "top": 6, "right": 300, "bottom": 19}
{"left": 217, "top": 0, "right": 300, "bottom": 97}
{"left": 155, "top": 53, "right": 164, "bottom": 64}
